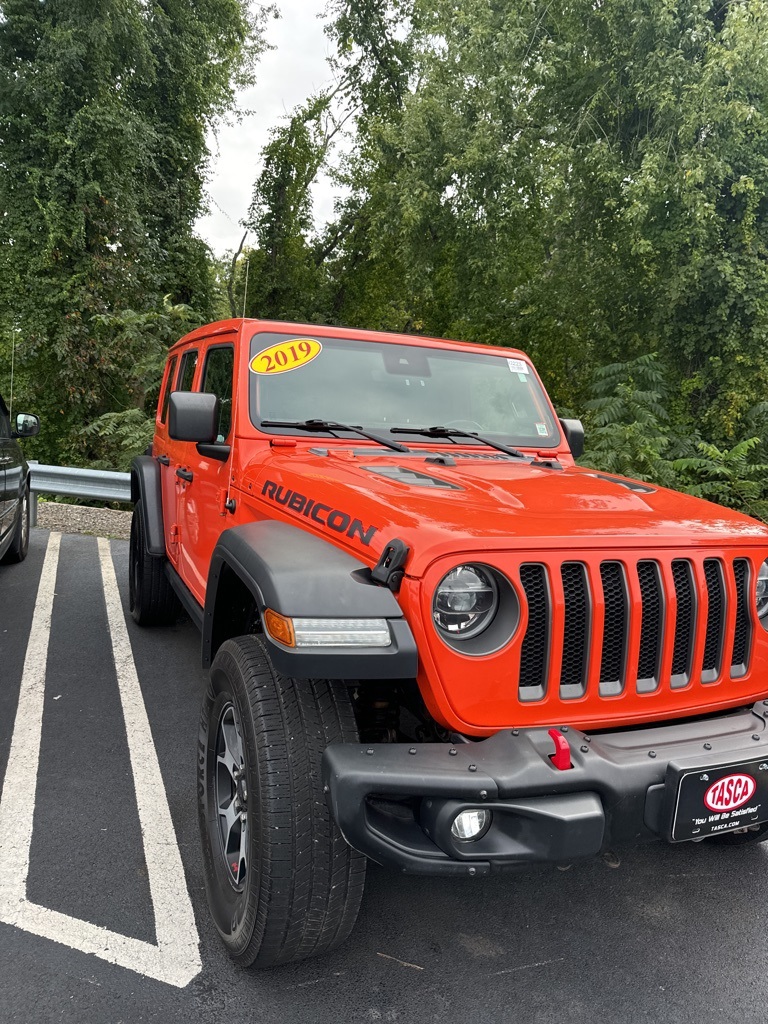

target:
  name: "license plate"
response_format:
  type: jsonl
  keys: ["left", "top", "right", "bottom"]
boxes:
{"left": 668, "top": 756, "right": 768, "bottom": 841}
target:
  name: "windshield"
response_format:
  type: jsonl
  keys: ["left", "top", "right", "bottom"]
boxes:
{"left": 249, "top": 332, "right": 560, "bottom": 448}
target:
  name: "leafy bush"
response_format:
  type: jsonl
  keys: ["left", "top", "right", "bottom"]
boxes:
{"left": 580, "top": 354, "right": 768, "bottom": 522}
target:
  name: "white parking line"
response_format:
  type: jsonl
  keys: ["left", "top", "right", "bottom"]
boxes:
{"left": 0, "top": 534, "right": 202, "bottom": 988}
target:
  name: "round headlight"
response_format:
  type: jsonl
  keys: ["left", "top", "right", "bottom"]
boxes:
{"left": 756, "top": 560, "right": 768, "bottom": 620}
{"left": 433, "top": 564, "right": 499, "bottom": 640}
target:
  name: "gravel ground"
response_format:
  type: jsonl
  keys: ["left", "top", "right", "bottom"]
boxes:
{"left": 34, "top": 501, "right": 132, "bottom": 540}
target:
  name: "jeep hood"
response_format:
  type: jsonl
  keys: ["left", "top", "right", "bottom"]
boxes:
{"left": 243, "top": 447, "right": 768, "bottom": 574}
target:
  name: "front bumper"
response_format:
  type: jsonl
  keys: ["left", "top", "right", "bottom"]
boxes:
{"left": 322, "top": 702, "right": 768, "bottom": 875}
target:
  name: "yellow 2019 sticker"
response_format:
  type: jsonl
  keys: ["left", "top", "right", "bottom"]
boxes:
{"left": 250, "top": 338, "right": 322, "bottom": 375}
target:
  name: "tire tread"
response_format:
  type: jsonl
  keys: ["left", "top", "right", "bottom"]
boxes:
{"left": 200, "top": 636, "right": 366, "bottom": 968}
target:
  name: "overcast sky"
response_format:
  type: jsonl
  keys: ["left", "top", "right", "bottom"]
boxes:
{"left": 194, "top": 1, "right": 340, "bottom": 258}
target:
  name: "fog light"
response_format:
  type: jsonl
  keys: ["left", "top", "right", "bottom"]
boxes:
{"left": 451, "top": 809, "right": 491, "bottom": 841}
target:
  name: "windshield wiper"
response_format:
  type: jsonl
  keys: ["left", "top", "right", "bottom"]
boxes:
{"left": 389, "top": 425, "right": 527, "bottom": 460}
{"left": 261, "top": 418, "right": 411, "bottom": 454}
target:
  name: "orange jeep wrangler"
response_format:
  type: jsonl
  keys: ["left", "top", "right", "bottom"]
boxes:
{"left": 130, "top": 319, "right": 768, "bottom": 968}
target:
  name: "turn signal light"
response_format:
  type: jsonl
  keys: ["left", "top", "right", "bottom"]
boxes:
{"left": 264, "top": 608, "right": 296, "bottom": 647}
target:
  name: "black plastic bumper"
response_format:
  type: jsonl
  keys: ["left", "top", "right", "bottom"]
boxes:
{"left": 321, "top": 702, "right": 768, "bottom": 875}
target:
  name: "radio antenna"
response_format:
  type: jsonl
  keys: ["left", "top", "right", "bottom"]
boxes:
{"left": 241, "top": 257, "right": 250, "bottom": 319}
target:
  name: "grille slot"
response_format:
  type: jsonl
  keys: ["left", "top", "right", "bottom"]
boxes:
{"left": 702, "top": 560, "right": 725, "bottom": 682}
{"left": 518, "top": 565, "right": 550, "bottom": 699}
{"left": 559, "top": 563, "right": 590, "bottom": 698}
{"left": 731, "top": 559, "right": 751, "bottom": 676}
{"left": 671, "top": 560, "right": 695, "bottom": 685}
{"left": 636, "top": 561, "right": 663, "bottom": 692}
{"left": 599, "top": 562, "right": 628, "bottom": 695}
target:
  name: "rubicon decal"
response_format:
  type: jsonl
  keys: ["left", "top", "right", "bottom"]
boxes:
{"left": 262, "top": 480, "right": 378, "bottom": 546}
{"left": 703, "top": 773, "right": 757, "bottom": 813}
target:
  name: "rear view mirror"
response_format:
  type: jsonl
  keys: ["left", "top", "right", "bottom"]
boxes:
{"left": 168, "top": 392, "right": 219, "bottom": 443}
{"left": 13, "top": 412, "right": 40, "bottom": 438}
{"left": 559, "top": 418, "right": 584, "bottom": 459}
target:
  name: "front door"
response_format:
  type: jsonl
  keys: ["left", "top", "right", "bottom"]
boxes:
{"left": 175, "top": 341, "right": 236, "bottom": 601}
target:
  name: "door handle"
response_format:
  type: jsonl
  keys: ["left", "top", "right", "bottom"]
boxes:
{"left": 176, "top": 467, "right": 193, "bottom": 483}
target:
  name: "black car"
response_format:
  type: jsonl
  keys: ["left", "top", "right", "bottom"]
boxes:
{"left": 0, "top": 393, "right": 39, "bottom": 565}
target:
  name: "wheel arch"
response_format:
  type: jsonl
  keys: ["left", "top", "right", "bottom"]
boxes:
{"left": 202, "top": 521, "right": 418, "bottom": 679}
{"left": 130, "top": 455, "right": 165, "bottom": 556}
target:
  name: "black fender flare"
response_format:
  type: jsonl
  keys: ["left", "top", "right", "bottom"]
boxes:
{"left": 130, "top": 455, "right": 166, "bottom": 556}
{"left": 203, "top": 521, "right": 418, "bottom": 679}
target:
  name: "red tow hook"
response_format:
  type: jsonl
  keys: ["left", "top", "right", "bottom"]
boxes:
{"left": 548, "top": 728, "right": 572, "bottom": 770}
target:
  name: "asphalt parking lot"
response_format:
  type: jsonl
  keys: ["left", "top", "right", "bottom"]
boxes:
{"left": 3, "top": 529, "right": 768, "bottom": 1023}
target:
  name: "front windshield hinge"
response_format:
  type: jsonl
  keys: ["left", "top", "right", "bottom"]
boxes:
{"left": 371, "top": 539, "right": 410, "bottom": 592}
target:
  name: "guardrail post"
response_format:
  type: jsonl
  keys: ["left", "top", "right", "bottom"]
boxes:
{"left": 28, "top": 460, "right": 38, "bottom": 527}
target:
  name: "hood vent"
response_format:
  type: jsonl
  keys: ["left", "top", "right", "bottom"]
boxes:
{"left": 588, "top": 473, "right": 656, "bottom": 494}
{"left": 363, "top": 465, "right": 462, "bottom": 489}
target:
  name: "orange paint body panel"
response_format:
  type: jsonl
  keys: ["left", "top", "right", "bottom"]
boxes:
{"left": 154, "top": 318, "right": 768, "bottom": 737}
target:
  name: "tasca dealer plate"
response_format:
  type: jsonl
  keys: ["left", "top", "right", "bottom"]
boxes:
{"left": 667, "top": 756, "right": 768, "bottom": 841}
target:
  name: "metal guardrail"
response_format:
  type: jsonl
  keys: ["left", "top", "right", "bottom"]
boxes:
{"left": 28, "top": 463, "right": 132, "bottom": 527}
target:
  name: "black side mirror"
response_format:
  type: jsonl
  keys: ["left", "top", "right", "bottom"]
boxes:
{"left": 168, "top": 392, "right": 218, "bottom": 443}
{"left": 559, "top": 418, "right": 584, "bottom": 459}
{"left": 13, "top": 412, "right": 40, "bottom": 438}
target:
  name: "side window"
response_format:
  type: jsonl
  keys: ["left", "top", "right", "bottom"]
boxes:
{"left": 177, "top": 349, "right": 198, "bottom": 393}
{"left": 159, "top": 354, "right": 178, "bottom": 424}
{"left": 201, "top": 346, "right": 235, "bottom": 442}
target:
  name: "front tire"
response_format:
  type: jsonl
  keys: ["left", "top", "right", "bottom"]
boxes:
{"left": 1, "top": 484, "right": 30, "bottom": 564}
{"left": 128, "top": 501, "right": 179, "bottom": 625}
{"left": 198, "top": 635, "right": 366, "bottom": 968}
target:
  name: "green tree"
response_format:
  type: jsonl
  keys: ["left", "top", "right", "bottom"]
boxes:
{"left": 0, "top": 0, "right": 270, "bottom": 464}
{"left": 308, "top": 0, "right": 768, "bottom": 432}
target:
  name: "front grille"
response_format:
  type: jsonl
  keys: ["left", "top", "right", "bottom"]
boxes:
{"left": 517, "top": 554, "right": 755, "bottom": 701}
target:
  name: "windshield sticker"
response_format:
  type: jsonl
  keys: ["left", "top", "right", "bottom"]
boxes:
{"left": 536, "top": 423, "right": 549, "bottom": 436}
{"left": 250, "top": 338, "right": 322, "bottom": 375}
{"left": 507, "top": 358, "right": 529, "bottom": 374}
